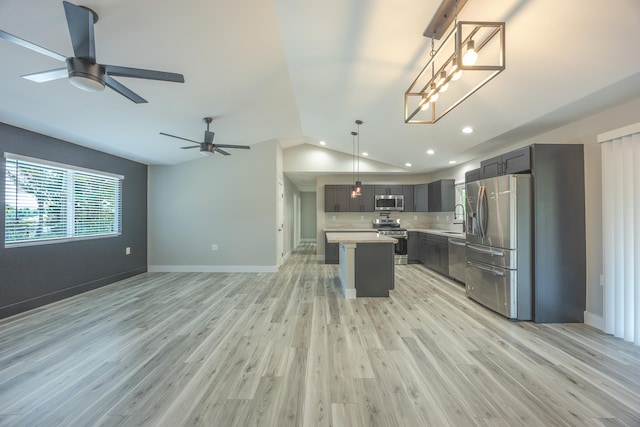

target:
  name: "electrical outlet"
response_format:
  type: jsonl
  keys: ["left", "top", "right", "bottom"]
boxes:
{"left": 414, "top": 215, "right": 417, "bottom": 220}
{"left": 211, "top": 244, "right": 218, "bottom": 251}
{"left": 360, "top": 215, "right": 364, "bottom": 220}
{"left": 332, "top": 215, "right": 336, "bottom": 220}
{"left": 125, "top": 247, "right": 131, "bottom": 255}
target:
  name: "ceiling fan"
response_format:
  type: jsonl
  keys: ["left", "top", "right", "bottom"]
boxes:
{"left": 0, "top": 1, "right": 184, "bottom": 103}
{"left": 160, "top": 117, "right": 251, "bottom": 156}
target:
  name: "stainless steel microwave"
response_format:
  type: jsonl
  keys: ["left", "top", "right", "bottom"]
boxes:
{"left": 375, "top": 194, "right": 404, "bottom": 211}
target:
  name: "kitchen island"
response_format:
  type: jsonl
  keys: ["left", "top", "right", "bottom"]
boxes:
{"left": 325, "top": 232, "right": 396, "bottom": 298}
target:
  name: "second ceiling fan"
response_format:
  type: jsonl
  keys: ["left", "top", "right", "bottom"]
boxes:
{"left": 160, "top": 117, "right": 251, "bottom": 156}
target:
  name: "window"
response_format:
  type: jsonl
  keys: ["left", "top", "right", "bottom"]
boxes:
{"left": 4, "top": 154, "right": 122, "bottom": 246}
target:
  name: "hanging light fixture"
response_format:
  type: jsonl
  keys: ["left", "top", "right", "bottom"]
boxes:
{"left": 404, "top": 0, "right": 505, "bottom": 124}
{"left": 354, "top": 120, "right": 363, "bottom": 196}
{"left": 350, "top": 130, "right": 359, "bottom": 198}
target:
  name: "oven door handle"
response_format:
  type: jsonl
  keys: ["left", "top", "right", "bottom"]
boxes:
{"left": 449, "top": 240, "right": 466, "bottom": 247}
{"left": 467, "top": 260, "right": 505, "bottom": 276}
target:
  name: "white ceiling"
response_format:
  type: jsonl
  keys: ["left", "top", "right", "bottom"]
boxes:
{"left": 1, "top": 0, "right": 640, "bottom": 179}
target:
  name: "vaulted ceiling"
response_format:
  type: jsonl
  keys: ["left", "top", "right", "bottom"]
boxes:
{"left": 1, "top": 0, "right": 640, "bottom": 176}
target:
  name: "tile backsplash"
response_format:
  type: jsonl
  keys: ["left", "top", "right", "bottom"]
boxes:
{"left": 323, "top": 211, "right": 463, "bottom": 231}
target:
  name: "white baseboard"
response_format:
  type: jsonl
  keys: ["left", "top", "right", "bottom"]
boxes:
{"left": 148, "top": 265, "right": 278, "bottom": 273}
{"left": 344, "top": 288, "right": 356, "bottom": 299}
{"left": 584, "top": 311, "right": 603, "bottom": 331}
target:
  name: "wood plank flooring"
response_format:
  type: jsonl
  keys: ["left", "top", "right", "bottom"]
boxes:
{"left": 1, "top": 242, "right": 640, "bottom": 426}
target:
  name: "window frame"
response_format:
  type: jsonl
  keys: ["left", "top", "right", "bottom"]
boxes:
{"left": 4, "top": 153, "right": 124, "bottom": 248}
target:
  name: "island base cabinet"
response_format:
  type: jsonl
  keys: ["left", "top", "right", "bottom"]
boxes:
{"left": 355, "top": 243, "right": 395, "bottom": 297}
{"left": 325, "top": 234, "right": 339, "bottom": 264}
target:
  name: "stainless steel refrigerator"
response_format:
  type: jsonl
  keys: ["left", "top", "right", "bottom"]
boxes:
{"left": 465, "top": 174, "right": 533, "bottom": 320}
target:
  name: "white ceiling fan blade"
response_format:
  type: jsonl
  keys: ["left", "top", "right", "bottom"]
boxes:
{"left": 22, "top": 68, "right": 68, "bottom": 83}
{"left": 0, "top": 30, "right": 67, "bottom": 62}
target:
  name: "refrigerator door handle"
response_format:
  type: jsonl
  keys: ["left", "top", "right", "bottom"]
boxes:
{"left": 467, "top": 260, "right": 505, "bottom": 276}
{"left": 467, "top": 244, "right": 505, "bottom": 257}
{"left": 478, "top": 186, "right": 489, "bottom": 238}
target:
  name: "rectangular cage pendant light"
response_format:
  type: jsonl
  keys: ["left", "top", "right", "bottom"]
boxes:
{"left": 405, "top": 20, "right": 505, "bottom": 124}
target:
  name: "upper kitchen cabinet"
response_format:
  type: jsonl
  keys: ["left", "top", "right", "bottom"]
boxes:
{"left": 324, "top": 185, "right": 350, "bottom": 212}
{"left": 414, "top": 183, "right": 428, "bottom": 212}
{"left": 480, "top": 146, "right": 531, "bottom": 179}
{"left": 374, "top": 185, "right": 403, "bottom": 195}
{"left": 349, "top": 185, "right": 374, "bottom": 212}
{"left": 465, "top": 168, "right": 481, "bottom": 183}
{"left": 427, "top": 179, "right": 455, "bottom": 212}
{"left": 402, "top": 185, "right": 414, "bottom": 212}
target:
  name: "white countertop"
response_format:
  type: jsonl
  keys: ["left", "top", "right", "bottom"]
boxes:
{"left": 325, "top": 232, "right": 397, "bottom": 244}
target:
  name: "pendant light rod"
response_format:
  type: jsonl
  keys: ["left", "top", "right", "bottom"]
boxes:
{"left": 423, "top": 0, "right": 468, "bottom": 39}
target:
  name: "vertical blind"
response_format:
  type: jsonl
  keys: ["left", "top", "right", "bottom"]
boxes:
{"left": 4, "top": 154, "right": 122, "bottom": 246}
{"left": 601, "top": 128, "right": 640, "bottom": 345}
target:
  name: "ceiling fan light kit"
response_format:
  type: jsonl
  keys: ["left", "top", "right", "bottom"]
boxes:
{"left": 405, "top": 0, "right": 505, "bottom": 124}
{"left": 0, "top": 1, "right": 185, "bottom": 103}
{"left": 67, "top": 58, "right": 105, "bottom": 91}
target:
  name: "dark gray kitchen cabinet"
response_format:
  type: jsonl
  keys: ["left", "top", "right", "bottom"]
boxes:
{"left": 417, "top": 232, "right": 449, "bottom": 275}
{"left": 414, "top": 183, "right": 428, "bottom": 212}
{"left": 424, "top": 233, "right": 449, "bottom": 276}
{"left": 402, "top": 185, "right": 414, "bottom": 212}
{"left": 427, "top": 179, "right": 455, "bottom": 212}
{"left": 418, "top": 233, "right": 429, "bottom": 264}
{"left": 407, "top": 231, "right": 420, "bottom": 263}
{"left": 349, "top": 184, "right": 374, "bottom": 212}
{"left": 480, "top": 146, "right": 531, "bottom": 179}
{"left": 324, "top": 185, "right": 350, "bottom": 212}
{"left": 465, "top": 168, "right": 481, "bottom": 183}
{"left": 529, "top": 144, "right": 585, "bottom": 322}
{"left": 325, "top": 233, "right": 339, "bottom": 264}
{"left": 374, "top": 185, "right": 403, "bottom": 195}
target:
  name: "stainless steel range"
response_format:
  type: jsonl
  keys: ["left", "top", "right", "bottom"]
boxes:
{"left": 373, "top": 218, "right": 408, "bottom": 264}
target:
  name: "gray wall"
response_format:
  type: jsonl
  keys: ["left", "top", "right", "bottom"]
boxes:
{"left": 300, "top": 192, "right": 316, "bottom": 241}
{"left": 0, "top": 122, "right": 147, "bottom": 319}
{"left": 148, "top": 140, "right": 279, "bottom": 270}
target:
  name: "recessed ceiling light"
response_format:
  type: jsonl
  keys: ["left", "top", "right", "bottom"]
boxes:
{"left": 405, "top": 163, "right": 412, "bottom": 167}
{"left": 362, "top": 152, "right": 369, "bottom": 156}
{"left": 426, "top": 149, "right": 435, "bottom": 155}
{"left": 319, "top": 140, "right": 326, "bottom": 145}
{"left": 449, "top": 160, "right": 457, "bottom": 164}
{"left": 462, "top": 126, "right": 473, "bottom": 134}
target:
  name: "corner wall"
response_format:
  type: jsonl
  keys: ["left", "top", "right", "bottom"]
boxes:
{"left": 0, "top": 123, "right": 148, "bottom": 319}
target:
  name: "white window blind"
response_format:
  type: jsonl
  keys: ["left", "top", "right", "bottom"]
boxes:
{"left": 4, "top": 154, "right": 122, "bottom": 246}
{"left": 600, "top": 123, "right": 640, "bottom": 346}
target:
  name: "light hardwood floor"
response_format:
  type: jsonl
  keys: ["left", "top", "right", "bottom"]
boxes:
{"left": 1, "top": 242, "right": 639, "bottom": 426}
